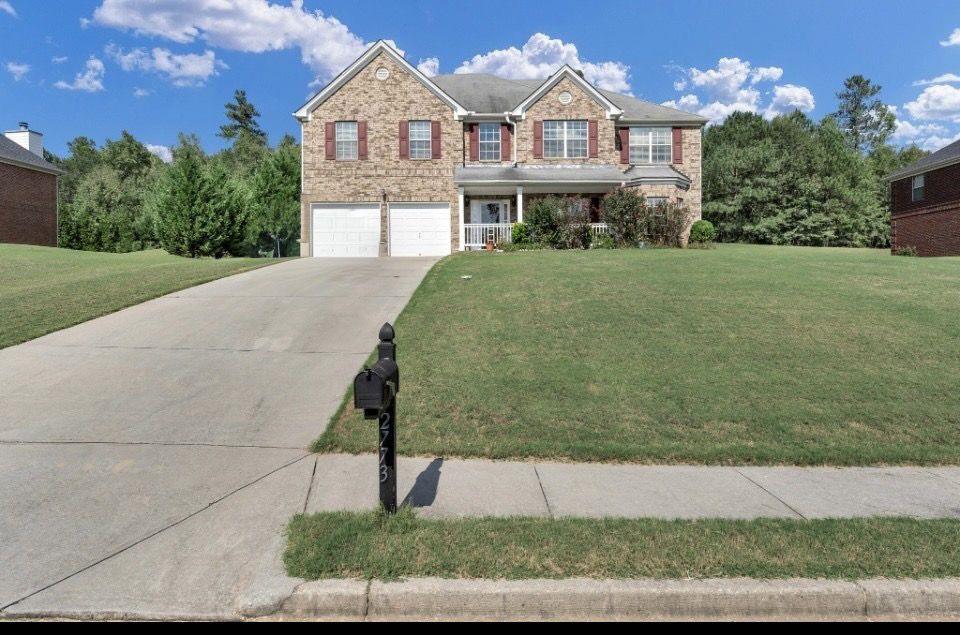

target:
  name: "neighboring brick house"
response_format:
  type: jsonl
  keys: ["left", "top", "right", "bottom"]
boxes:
{"left": 0, "top": 123, "right": 63, "bottom": 248}
{"left": 888, "top": 139, "right": 960, "bottom": 257}
{"left": 294, "top": 41, "right": 706, "bottom": 257}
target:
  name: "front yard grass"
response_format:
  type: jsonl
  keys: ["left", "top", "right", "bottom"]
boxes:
{"left": 285, "top": 511, "right": 960, "bottom": 580}
{"left": 0, "top": 244, "right": 278, "bottom": 349}
{"left": 317, "top": 245, "right": 960, "bottom": 465}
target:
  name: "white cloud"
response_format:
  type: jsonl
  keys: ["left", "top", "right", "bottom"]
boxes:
{"left": 452, "top": 33, "right": 632, "bottom": 93}
{"left": 106, "top": 44, "right": 225, "bottom": 86}
{"left": 133, "top": 87, "right": 151, "bottom": 97}
{"left": 673, "top": 79, "right": 687, "bottom": 91}
{"left": 763, "top": 83, "right": 816, "bottom": 118}
{"left": 5, "top": 61, "right": 30, "bottom": 81}
{"left": 940, "top": 28, "right": 960, "bottom": 47}
{"left": 146, "top": 143, "right": 173, "bottom": 163}
{"left": 0, "top": 2, "right": 16, "bottom": 18}
{"left": 689, "top": 57, "right": 753, "bottom": 102}
{"left": 417, "top": 57, "right": 439, "bottom": 77}
{"left": 91, "top": 0, "right": 370, "bottom": 84}
{"left": 917, "top": 132, "right": 960, "bottom": 151}
{"left": 52, "top": 56, "right": 69, "bottom": 64}
{"left": 904, "top": 83, "right": 960, "bottom": 122}
{"left": 661, "top": 94, "right": 700, "bottom": 111}
{"left": 54, "top": 57, "right": 106, "bottom": 92}
{"left": 750, "top": 66, "right": 783, "bottom": 84}
{"left": 891, "top": 119, "right": 946, "bottom": 144}
{"left": 913, "top": 73, "right": 960, "bottom": 86}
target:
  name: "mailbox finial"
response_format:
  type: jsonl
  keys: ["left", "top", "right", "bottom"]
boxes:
{"left": 379, "top": 322, "right": 395, "bottom": 342}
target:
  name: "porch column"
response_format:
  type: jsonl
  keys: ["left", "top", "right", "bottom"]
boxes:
{"left": 458, "top": 187, "right": 466, "bottom": 251}
{"left": 516, "top": 186, "right": 524, "bottom": 223}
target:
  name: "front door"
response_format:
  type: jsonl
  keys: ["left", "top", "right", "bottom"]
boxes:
{"left": 470, "top": 200, "right": 511, "bottom": 224}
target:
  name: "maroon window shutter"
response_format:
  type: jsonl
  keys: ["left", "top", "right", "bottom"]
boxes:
{"left": 533, "top": 121, "right": 543, "bottom": 159}
{"left": 469, "top": 124, "right": 479, "bottom": 162}
{"left": 431, "top": 121, "right": 442, "bottom": 159}
{"left": 399, "top": 121, "right": 409, "bottom": 159}
{"left": 325, "top": 122, "right": 335, "bottom": 160}
{"left": 619, "top": 128, "right": 630, "bottom": 164}
{"left": 500, "top": 124, "right": 511, "bottom": 161}
{"left": 588, "top": 120, "right": 599, "bottom": 158}
{"left": 357, "top": 121, "right": 368, "bottom": 160}
{"left": 672, "top": 127, "right": 683, "bottom": 164}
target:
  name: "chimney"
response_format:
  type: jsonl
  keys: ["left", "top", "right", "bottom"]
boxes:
{"left": 4, "top": 122, "right": 44, "bottom": 157}
{"left": 574, "top": 69, "right": 585, "bottom": 79}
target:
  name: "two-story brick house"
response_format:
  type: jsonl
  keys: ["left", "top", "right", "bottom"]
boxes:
{"left": 295, "top": 41, "right": 706, "bottom": 257}
{"left": 888, "top": 139, "right": 960, "bottom": 257}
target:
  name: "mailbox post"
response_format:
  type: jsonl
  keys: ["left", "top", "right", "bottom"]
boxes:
{"left": 353, "top": 323, "right": 399, "bottom": 514}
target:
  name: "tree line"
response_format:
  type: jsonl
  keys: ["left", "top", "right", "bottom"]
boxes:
{"left": 47, "top": 90, "right": 301, "bottom": 258}
{"left": 702, "top": 75, "right": 927, "bottom": 247}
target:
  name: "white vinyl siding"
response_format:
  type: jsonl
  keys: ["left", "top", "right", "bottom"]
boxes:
{"left": 478, "top": 123, "right": 501, "bottom": 161}
{"left": 912, "top": 174, "right": 925, "bottom": 202}
{"left": 409, "top": 121, "right": 432, "bottom": 160}
{"left": 629, "top": 127, "right": 672, "bottom": 164}
{"left": 335, "top": 122, "right": 358, "bottom": 160}
{"left": 543, "top": 120, "right": 588, "bottom": 158}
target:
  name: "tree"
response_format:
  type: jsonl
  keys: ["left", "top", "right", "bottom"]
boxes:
{"left": 101, "top": 131, "right": 159, "bottom": 182}
{"left": 218, "top": 89, "right": 267, "bottom": 145}
{"left": 152, "top": 136, "right": 247, "bottom": 258}
{"left": 248, "top": 141, "right": 301, "bottom": 257}
{"left": 830, "top": 75, "right": 896, "bottom": 154}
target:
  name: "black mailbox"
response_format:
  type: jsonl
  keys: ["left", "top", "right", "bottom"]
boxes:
{"left": 354, "top": 358, "right": 399, "bottom": 419}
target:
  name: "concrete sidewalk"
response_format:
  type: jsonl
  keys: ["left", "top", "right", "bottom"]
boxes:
{"left": 308, "top": 454, "right": 960, "bottom": 520}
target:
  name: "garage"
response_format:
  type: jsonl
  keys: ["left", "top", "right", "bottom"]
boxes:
{"left": 388, "top": 203, "right": 452, "bottom": 257}
{"left": 311, "top": 203, "right": 381, "bottom": 258}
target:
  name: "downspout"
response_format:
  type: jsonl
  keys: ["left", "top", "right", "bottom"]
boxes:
{"left": 505, "top": 113, "right": 517, "bottom": 166}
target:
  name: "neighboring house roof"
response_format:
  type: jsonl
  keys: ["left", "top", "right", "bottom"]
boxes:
{"left": 0, "top": 135, "right": 64, "bottom": 176}
{"left": 455, "top": 164, "right": 627, "bottom": 184}
{"left": 888, "top": 139, "right": 960, "bottom": 181}
{"left": 623, "top": 165, "right": 692, "bottom": 189}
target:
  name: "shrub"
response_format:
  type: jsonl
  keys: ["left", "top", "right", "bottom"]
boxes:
{"left": 557, "top": 202, "right": 593, "bottom": 249}
{"left": 689, "top": 219, "right": 716, "bottom": 245}
{"left": 525, "top": 197, "right": 562, "bottom": 246}
{"left": 601, "top": 188, "right": 645, "bottom": 247}
{"left": 591, "top": 233, "right": 615, "bottom": 249}
{"left": 511, "top": 222, "right": 530, "bottom": 245}
{"left": 645, "top": 202, "right": 690, "bottom": 248}
{"left": 892, "top": 245, "right": 918, "bottom": 257}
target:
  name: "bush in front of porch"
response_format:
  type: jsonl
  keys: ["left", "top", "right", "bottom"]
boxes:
{"left": 602, "top": 188, "right": 689, "bottom": 248}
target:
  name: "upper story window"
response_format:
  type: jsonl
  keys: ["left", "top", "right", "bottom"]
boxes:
{"left": 335, "top": 121, "right": 358, "bottom": 160}
{"left": 543, "top": 120, "right": 588, "bottom": 158}
{"left": 408, "top": 120, "right": 432, "bottom": 159}
{"left": 478, "top": 123, "right": 501, "bottom": 161}
{"left": 912, "top": 174, "right": 925, "bottom": 202}
{"left": 630, "top": 127, "right": 672, "bottom": 164}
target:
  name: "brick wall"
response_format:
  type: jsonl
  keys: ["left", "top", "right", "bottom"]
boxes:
{"left": 890, "top": 162, "right": 960, "bottom": 256}
{"left": 0, "top": 161, "right": 58, "bottom": 247}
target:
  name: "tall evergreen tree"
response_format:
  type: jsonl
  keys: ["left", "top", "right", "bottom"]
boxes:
{"left": 248, "top": 141, "right": 301, "bottom": 257}
{"left": 830, "top": 75, "right": 896, "bottom": 154}
{"left": 218, "top": 89, "right": 267, "bottom": 145}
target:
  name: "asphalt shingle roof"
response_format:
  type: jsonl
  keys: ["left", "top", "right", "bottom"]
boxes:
{"left": 455, "top": 164, "right": 626, "bottom": 184}
{"left": 888, "top": 138, "right": 960, "bottom": 181}
{"left": 431, "top": 73, "right": 706, "bottom": 123}
{"left": 0, "top": 135, "right": 64, "bottom": 175}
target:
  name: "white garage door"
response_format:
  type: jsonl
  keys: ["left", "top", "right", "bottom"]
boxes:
{"left": 311, "top": 203, "right": 381, "bottom": 258}
{"left": 389, "top": 203, "right": 451, "bottom": 257}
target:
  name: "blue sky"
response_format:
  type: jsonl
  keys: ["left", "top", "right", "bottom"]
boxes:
{"left": 2, "top": 0, "right": 960, "bottom": 159}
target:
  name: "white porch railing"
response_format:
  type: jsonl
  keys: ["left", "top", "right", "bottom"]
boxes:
{"left": 464, "top": 222, "right": 611, "bottom": 249}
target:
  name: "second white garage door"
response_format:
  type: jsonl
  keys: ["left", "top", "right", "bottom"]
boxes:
{"left": 311, "top": 203, "right": 381, "bottom": 258}
{"left": 389, "top": 203, "right": 452, "bottom": 257}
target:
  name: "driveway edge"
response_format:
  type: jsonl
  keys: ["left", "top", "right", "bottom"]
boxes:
{"left": 268, "top": 577, "right": 960, "bottom": 621}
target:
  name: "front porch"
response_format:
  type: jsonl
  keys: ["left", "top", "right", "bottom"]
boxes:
{"left": 464, "top": 220, "right": 610, "bottom": 249}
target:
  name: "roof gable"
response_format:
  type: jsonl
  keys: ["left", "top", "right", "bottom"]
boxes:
{"left": 294, "top": 41, "right": 467, "bottom": 121}
{"left": 511, "top": 66, "right": 623, "bottom": 119}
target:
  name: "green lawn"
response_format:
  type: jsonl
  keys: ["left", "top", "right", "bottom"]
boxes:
{"left": 0, "top": 244, "right": 278, "bottom": 349}
{"left": 286, "top": 511, "right": 960, "bottom": 580}
{"left": 318, "top": 245, "right": 960, "bottom": 465}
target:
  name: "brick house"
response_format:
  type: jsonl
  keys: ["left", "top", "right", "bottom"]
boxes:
{"left": 888, "top": 139, "right": 960, "bottom": 257}
{"left": 294, "top": 41, "right": 706, "bottom": 257}
{"left": 0, "top": 123, "right": 63, "bottom": 248}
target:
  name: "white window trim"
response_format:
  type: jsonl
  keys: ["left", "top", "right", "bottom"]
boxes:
{"left": 409, "top": 120, "right": 432, "bottom": 160}
{"left": 912, "top": 174, "right": 925, "bottom": 202}
{"left": 335, "top": 121, "right": 358, "bottom": 161}
{"left": 629, "top": 127, "right": 672, "bottom": 165}
{"left": 543, "top": 120, "right": 588, "bottom": 159}
{"left": 478, "top": 122, "right": 501, "bottom": 162}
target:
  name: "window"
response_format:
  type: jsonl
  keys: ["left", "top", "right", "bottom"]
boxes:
{"left": 912, "top": 174, "right": 925, "bottom": 202}
{"left": 543, "top": 120, "right": 588, "bottom": 158}
{"left": 629, "top": 127, "right": 672, "bottom": 164}
{"left": 409, "top": 121, "right": 432, "bottom": 159}
{"left": 646, "top": 197, "right": 669, "bottom": 207}
{"left": 478, "top": 123, "right": 501, "bottom": 161}
{"left": 335, "top": 121, "right": 358, "bottom": 160}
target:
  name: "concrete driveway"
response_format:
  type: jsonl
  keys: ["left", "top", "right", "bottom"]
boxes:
{"left": 0, "top": 256, "right": 436, "bottom": 619}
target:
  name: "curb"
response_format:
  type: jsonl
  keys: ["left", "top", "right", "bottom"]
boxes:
{"left": 274, "top": 577, "right": 960, "bottom": 620}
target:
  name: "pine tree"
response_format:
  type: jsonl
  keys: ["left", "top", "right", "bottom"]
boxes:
{"left": 218, "top": 89, "right": 267, "bottom": 145}
{"left": 830, "top": 75, "right": 896, "bottom": 154}
{"left": 248, "top": 141, "right": 301, "bottom": 257}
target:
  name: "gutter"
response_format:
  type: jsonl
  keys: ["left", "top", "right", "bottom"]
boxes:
{"left": 0, "top": 157, "right": 65, "bottom": 176}
{"left": 887, "top": 155, "right": 960, "bottom": 182}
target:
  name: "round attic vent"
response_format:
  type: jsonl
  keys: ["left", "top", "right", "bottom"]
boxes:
{"left": 375, "top": 67, "right": 390, "bottom": 81}
{"left": 558, "top": 91, "right": 573, "bottom": 105}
